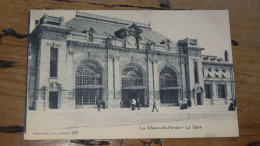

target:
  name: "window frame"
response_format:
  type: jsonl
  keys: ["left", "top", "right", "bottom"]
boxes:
{"left": 194, "top": 62, "right": 199, "bottom": 83}
{"left": 50, "top": 47, "right": 58, "bottom": 77}
{"left": 217, "top": 84, "right": 226, "bottom": 98}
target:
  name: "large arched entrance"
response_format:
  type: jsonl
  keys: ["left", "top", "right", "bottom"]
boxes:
{"left": 159, "top": 67, "right": 179, "bottom": 106}
{"left": 121, "top": 65, "right": 146, "bottom": 108}
{"left": 75, "top": 61, "right": 103, "bottom": 108}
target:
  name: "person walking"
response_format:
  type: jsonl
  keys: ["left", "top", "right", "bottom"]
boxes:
{"left": 120, "top": 101, "right": 123, "bottom": 108}
{"left": 136, "top": 99, "right": 140, "bottom": 110}
{"left": 151, "top": 100, "right": 158, "bottom": 112}
{"left": 101, "top": 100, "right": 106, "bottom": 110}
{"left": 97, "top": 99, "right": 101, "bottom": 112}
{"left": 187, "top": 99, "right": 192, "bottom": 108}
{"left": 131, "top": 98, "right": 136, "bottom": 110}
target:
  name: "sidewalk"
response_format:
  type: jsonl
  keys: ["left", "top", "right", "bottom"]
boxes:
{"left": 26, "top": 104, "right": 236, "bottom": 131}
{"left": 27, "top": 104, "right": 231, "bottom": 116}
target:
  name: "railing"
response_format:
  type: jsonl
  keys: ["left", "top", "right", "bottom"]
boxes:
{"left": 122, "top": 77, "right": 143, "bottom": 88}
{"left": 178, "top": 38, "right": 198, "bottom": 46}
{"left": 76, "top": 11, "right": 150, "bottom": 29}
{"left": 39, "top": 14, "right": 63, "bottom": 25}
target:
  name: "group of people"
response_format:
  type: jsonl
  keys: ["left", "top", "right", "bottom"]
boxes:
{"left": 130, "top": 98, "right": 141, "bottom": 111}
{"left": 180, "top": 98, "right": 237, "bottom": 111}
{"left": 228, "top": 98, "right": 237, "bottom": 111}
{"left": 96, "top": 99, "right": 106, "bottom": 111}
{"left": 96, "top": 97, "right": 237, "bottom": 112}
{"left": 121, "top": 98, "right": 158, "bottom": 112}
{"left": 130, "top": 99, "right": 158, "bottom": 112}
{"left": 180, "top": 98, "right": 192, "bottom": 110}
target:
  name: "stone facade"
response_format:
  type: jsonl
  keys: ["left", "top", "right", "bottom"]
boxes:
{"left": 27, "top": 11, "right": 235, "bottom": 110}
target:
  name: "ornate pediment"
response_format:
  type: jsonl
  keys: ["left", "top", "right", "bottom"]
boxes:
{"left": 114, "top": 23, "right": 142, "bottom": 39}
{"left": 114, "top": 23, "right": 144, "bottom": 49}
{"left": 114, "top": 28, "right": 127, "bottom": 39}
{"left": 88, "top": 27, "right": 95, "bottom": 33}
{"left": 82, "top": 27, "right": 95, "bottom": 34}
{"left": 126, "top": 23, "right": 143, "bottom": 34}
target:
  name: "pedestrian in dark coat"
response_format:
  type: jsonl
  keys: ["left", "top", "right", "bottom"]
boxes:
{"left": 136, "top": 99, "right": 140, "bottom": 110}
{"left": 151, "top": 100, "right": 158, "bottom": 112}
{"left": 187, "top": 99, "right": 192, "bottom": 108}
{"left": 120, "top": 101, "right": 123, "bottom": 108}
{"left": 97, "top": 99, "right": 101, "bottom": 111}
{"left": 101, "top": 100, "right": 105, "bottom": 110}
{"left": 228, "top": 99, "right": 236, "bottom": 111}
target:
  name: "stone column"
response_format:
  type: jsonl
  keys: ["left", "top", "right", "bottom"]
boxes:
{"left": 107, "top": 56, "right": 114, "bottom": 106}
{"left": 192, "top": 90, "right": 197, "bottom": 106}
{"left": 35, "top": 89, "right": 45, "bottom": 110}
{"left": 181, "top": 62, "right": 187, "bottom": 100}
{"left": 153, "top": 60, "right": 160, "bottom": 99}
{"left": 108, "top": 56, "right": 121, "bottom": 108}
{"left": 44, "top": 87, "right": 49, "bottom": 110}
{"left": 61, "top": 90, "right": 69, "bottom": 109}
{"left": 66, "top": 43, "right": 75, "bottom": 109}
{"left": 225, "top": 83, "right": 229, "bottom": 104}
{"left": 148, "top": 60, "right": 154, "bottom": 102}
{"left": 210, "top": 84, "right": 214, "bottom": 105}
{"left": 212, "top": 82, "right": 217, "bottom": 105}
{"left": 114, "top": 56, "right": 121, "bottom": 99}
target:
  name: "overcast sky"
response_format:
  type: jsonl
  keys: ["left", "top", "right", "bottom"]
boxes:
{"left": 30, "top": 10, "right": 233, "bottom": 62}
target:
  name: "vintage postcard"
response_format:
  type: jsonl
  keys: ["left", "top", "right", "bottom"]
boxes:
{"left": 24, "top": 10, "right": 238, "bottom": 139}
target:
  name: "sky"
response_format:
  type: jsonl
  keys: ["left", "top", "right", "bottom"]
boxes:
{"left": 30, "top": 10, "right": 233, "bottom": 62}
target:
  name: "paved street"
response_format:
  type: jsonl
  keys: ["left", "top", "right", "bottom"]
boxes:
{"left": 26, "top": 104, "right": 237, "bottom": 131}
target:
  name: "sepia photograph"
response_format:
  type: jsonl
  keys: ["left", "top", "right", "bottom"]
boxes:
{"left": 24, "top": 10, "right": 238, "bottom": 139}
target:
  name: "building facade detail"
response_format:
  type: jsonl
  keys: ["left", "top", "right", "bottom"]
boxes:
{"left": 27, "top": 11, "right": 235, "bottom": 110}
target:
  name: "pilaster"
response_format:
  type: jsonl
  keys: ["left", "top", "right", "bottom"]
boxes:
{"left": 35, "top": 89, "right": 45, "bottom": 110}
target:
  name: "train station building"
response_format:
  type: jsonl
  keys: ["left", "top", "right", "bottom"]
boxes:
{"left": 27, "top": 11, "right": 235, "bottom": 110}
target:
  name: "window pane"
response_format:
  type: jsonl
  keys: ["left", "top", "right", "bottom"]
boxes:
{"left": 204, "top": 84, "right": 211, "bottom": 99}
{"left": 218, "top": 85, "right": 226, "bottom": 98}
{"left": 194, "top": 62, "right": 199, "bottom": 83}
{"left": 121, "top": 67, "right": 143, "bottom": 88}
{"left": 50, "top": 47, "right": 58, "bottom": 77}
{"left": 159, "top": 68, "right": 177, "bottom": 87}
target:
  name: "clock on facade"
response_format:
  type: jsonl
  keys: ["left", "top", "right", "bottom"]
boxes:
{"left": 127, "top": 35, "right": 136, "bottom": 46}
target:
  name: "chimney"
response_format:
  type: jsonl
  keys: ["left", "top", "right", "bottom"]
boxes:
{"left": 224, "top": 50, "right": 229, "bottom": 62}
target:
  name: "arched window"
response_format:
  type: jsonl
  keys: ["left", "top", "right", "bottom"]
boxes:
{"left": 76, "top": 61, "right": 102, "bottom": 86}
{"left": 159, "top": 67, "right": 177, "bottom": 88}
{"left": 121, "top": 65, "right": 145, "bottom": 108}
{"left": 122, "top": 66, "right": 143, "bottom": 88}
{"left": 159, "top": 67, "right": 179, "bottom": 106}
{"left": 75, "top": 61, "right": 103, "bottom": 108}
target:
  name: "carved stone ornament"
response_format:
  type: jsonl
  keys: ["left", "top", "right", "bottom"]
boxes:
{"left": 49, "top": 82, "right": 62, "bottom": 88}
{"left": 196, "top": 86, "right": 203, "bottom": 93}
{"left": 67, "top": 49, "right": 74, "bottom": 55}
{"left": 46, "top": 42, "right": 61, "bottom": 47}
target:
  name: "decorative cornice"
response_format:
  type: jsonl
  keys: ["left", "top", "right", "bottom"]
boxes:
{"left": 203, "top": 78, "right": 234, "bottom": 82}
{"left": 46, "top": 42, "right": 62, "bottom": 47}
{"left": 202, "top": 61, "right": 233, "bottom": 67}
{"left": 37, "top": 14, "right": 64, "bottom": 26}
{"left": 68, "top": 40, "right": 106, "bottom": 49}
{"left": 75, "top": 11, "right": 151, "bottom": 29}
{"left": 68, "top": 40, "right": 185, "bottom": 57}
